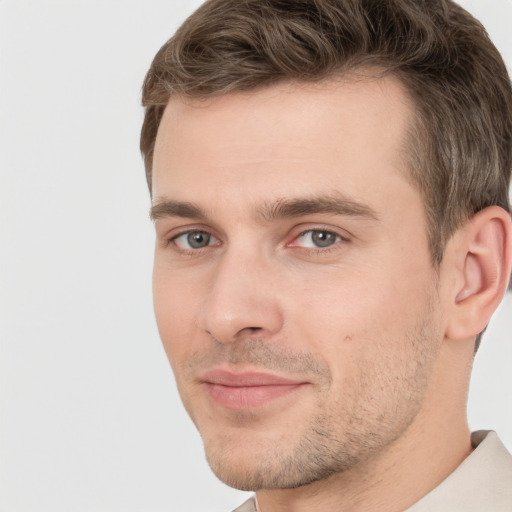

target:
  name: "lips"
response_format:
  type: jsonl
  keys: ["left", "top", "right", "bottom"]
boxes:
{"left": 200, "top": 369, "right": 307, "bottom": 410}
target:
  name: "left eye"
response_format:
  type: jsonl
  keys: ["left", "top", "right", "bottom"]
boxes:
{"left": 295, "top": 229, "right": 341, "bottom": 248}
{"left": 172, "top": 231, "right": 218, "bottom": 249}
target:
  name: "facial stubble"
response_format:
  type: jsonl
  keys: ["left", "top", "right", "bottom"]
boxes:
{"left": 181, "top": 290, "right": 441, "bottom": 492}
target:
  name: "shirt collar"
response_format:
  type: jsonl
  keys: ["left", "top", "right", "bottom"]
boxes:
{"left": 405, "top": 430, "right": 512, "bottom": 511}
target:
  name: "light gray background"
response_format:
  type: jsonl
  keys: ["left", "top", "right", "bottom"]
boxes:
{"left": 0, "top": 1, "right": 511, "bottom": 511}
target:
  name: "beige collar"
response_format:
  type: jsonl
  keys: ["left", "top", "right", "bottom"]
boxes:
{"left": 405, "top": 430, "right": 512, "bottom": 511}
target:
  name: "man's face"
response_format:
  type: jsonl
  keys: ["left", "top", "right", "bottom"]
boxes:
{"left": 151, "top": 78, "right": 446, "bottom": 490}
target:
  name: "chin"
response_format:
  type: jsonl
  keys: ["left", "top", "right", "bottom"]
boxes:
{"left": 201, "top": 427, "right": 356, "bottom": 491}
{"left": 202, "top": 429, "right": 297, "bottom": 490}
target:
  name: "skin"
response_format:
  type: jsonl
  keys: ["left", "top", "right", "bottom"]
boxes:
{"left": 150, "top": 77, "right": 498, "bottom": 511}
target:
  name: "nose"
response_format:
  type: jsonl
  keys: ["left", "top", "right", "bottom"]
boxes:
{"left": 199, "top": 247, "right": 284, "bottom": 344}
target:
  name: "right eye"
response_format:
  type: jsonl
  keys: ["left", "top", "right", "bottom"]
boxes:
{"left": 172, "top": 230, "right": 219, "bottom": 250}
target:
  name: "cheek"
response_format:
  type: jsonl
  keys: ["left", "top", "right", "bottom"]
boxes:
{"left": 287, "top": 259, "right": 435, "bottom": 360}
{"left": 286, "top": 263, "right": 392, "bottom": 334}
{"left": 152, "top": 264, "right": 204, "bottom": 366}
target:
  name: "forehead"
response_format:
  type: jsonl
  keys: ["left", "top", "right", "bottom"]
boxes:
{"left": 152, "top": 77, "right": 414, "bottom": 209}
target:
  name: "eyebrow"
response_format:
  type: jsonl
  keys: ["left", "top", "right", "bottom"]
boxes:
{"left": 150, "top": 193, "right": 379, "bottom": 223}
{"left": 150, "top": 200, "right": 207, "bottom": 221}
{"left": 257, "top": 195, "right": 379, "bottom": 222}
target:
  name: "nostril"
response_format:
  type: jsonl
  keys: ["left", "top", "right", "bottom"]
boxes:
{"left": 228, "top": 326, "right": 264, "bottom": 342}
{"left": 236, "top": 326, "right": 263, "bottom": 337}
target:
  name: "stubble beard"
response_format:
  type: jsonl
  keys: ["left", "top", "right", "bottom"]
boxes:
{"left": 192, "top": 295, "right": 441, "bottom": 491}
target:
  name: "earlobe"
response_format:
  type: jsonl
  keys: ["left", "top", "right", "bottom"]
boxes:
{"left": 446, "top": 206, "right": 512, "bottom": 341}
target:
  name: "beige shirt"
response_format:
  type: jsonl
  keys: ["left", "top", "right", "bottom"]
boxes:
{"left": 232, "top": 431, "right": 512, "bottom": 512}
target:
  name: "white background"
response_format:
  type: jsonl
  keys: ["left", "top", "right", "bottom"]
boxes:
{"left": 0, "top": 1, "right": 511, "bottom": 511}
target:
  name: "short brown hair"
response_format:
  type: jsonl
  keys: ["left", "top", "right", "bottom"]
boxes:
{"left": 141, "top": 0, "right": 512, "bottom": 265}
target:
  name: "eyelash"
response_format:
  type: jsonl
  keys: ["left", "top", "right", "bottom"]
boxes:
{"left": 165, "top": 227, "right": 348, "bottom": 255}
{"left": 167, "top": 229, "right": 219, "bottom": 252}
{"left": 294, "top": 229, "right": 346, "bottom": 250}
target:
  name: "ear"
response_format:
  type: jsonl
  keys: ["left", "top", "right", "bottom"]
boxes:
{"left": 445, "top": 206, "right": 512, "bottom": 341}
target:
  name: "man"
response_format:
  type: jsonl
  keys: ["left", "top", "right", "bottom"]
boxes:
{"left": 140, "top": 0, "right": 512, "bottom": 510}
